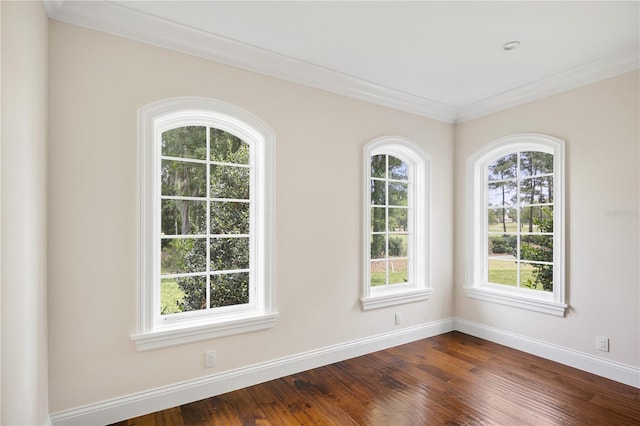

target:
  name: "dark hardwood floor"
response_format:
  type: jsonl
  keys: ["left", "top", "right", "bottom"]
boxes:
{"left": 111, "top": 332, "right": 640, "bottom": 425}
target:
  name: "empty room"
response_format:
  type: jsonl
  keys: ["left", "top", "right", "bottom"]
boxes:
{"left": 1, "top": 1, "right": 639, "bottom": 425}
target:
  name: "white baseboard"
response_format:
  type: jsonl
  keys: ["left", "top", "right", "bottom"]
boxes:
{"left": 50, "top": 317, "right": 640, "bottom": 425}
{"left": 454, "top": 317, "right": 640, "bottom": 388}
{"left": 50, "top": 318, "right": 455, "bottom": 426}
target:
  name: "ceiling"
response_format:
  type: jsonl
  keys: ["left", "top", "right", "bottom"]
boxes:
{"left": 44, "top": 1, "right": 640, "bottom": 123}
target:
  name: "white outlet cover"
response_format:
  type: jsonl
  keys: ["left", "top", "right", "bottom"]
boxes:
{"left": 205, "top": 350, "right": 216, "bottom": 367}
{"left": 596, "top": 336, "right": 609, "bottom": 352}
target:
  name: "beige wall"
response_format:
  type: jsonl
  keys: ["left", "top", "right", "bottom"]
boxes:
{"left": 454, "top": 71, "right": 640, "bottom": 366}
{"left": 1, "top": 1, "right": 50, "bottom": 424}
{"left": 47, "top": 21, "right": 454, "bottom": 411}
{"left": 46, "top": 14, "right": 639, "bottom": 416}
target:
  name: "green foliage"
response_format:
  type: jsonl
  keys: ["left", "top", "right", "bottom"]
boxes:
{"left": 160, "top": 279, "right": 185, "bottom": 314}
{"left": 488, "top": 208, "right": 497, "bottom": 225}
{"left": 210, "top": 128, "right": 249, "bottom": 164}
{"left": 370, "top": 154, "right": 386, "bottom": 178}
{"left": 521, "top": 207, "right": 554, "bottom": 292}
{"left": 371, "top": 234, "right": 385, "bottom": 259}
{"left": 162, "top": 126, "right": 207, "bottom": 159}
{"left": 491, "top": 236, "right": 517, "bottom": 255}
{"left": 370, "top": 235, "right": 407, "bottom": 259}
{"left": 487, "top": 260, "right": 535, "bottom": 287}
{"left": 487, "top": 154, "right": 517, "bottom": 233}
{"left": 488, "top": 153, "right": 517, "bottom": 181}
{"left": 161, "top": 126, "right": 252, "bottom": 314}
{"left": 174, "top": 239, "right": 207, "bottom": 311}
{"left": 370, "top": 270, "right": 407, "bottom": 286}
{"left": 486, "top": 151, "right": 555, "bottom": 292}
{"left": 388, "top": 237, "right": 404, "bottom": 257}
{"left": 368, "top": 154, "right": 410, "bottom": 287}
{"left": 210, "top": 273, "right": 249, "bottom": 307}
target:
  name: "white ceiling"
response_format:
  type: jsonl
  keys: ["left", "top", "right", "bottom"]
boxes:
{"left": 45, "top": 1, "right": 640, "bottom": 123}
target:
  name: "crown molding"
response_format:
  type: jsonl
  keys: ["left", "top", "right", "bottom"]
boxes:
{"left": 43, "top": 0, "right": 458, "bottom": 123}
{"left": 42, "top": 0, "right": 64, "bottom": 17}
{"left": 43, "top": 1, "right": 639, "bottom": 125}
{"left": 456, "top": 46, "right": 640, "bottom": 123}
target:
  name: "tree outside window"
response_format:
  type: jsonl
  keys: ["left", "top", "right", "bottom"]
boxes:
{"left": 487, "top": 150, "right": 554, "bottom": 292}
{"left": 465, "top": 133, "right": 566, "bottom": 317}
{"left": 134, "top": 97, "right": 276, "bottom": 350}
{"left": 362, "top": 136, "right": 431, "bottom": 311}
{"left": 160, "top": 126, "right": 252, "bottom": 315}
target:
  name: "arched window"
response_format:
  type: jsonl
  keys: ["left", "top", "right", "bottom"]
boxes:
{"left": 362, "top": 136, "right": 431, "bottom": 310}
{"left": 465, "top": 133, "right": 566, "bottom": 316}
{"left": 133, "top": 97, "right": 276, "bottom": 350}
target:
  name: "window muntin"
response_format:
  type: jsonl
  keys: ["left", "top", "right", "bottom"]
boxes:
{"left": 370, "top": 154, "right": 411, "bottom": 288}
{"left": 486, "top": 150, "right": 554, "bottom": 292}
{"left": 362, "top": 136, "right": 431, "bottom": 310}
{"left": 134, "top": 97, "right": 276, "bottom": 350}
{"left": 159, "top": 126, "right": 252, "bottom": 319}
{"left": 465, "top": 133, "right": 566, "bottom": 316}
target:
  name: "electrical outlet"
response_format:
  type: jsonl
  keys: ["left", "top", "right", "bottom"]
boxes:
{"left": 596, "top": 336, "right": 609, "bottom": 352}
{"left": 395, "top": 312, "right": 402, "bottom": 325}
{"left": 205, "top": 350, "right": 216, "bottom": 368}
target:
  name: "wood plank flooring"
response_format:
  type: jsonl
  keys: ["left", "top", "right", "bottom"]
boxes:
{"left": 110, "top": 332, "right": 640, "bottom": 425}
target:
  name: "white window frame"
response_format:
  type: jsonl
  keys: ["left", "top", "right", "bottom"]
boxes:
{"left": 465, "top": 133, "right": 567, "bottom": 316}
{"left": 132, "top": 97, "right": 276, "bottom": 351}
{"left": 361, "top": 136, "right": 431, "bottom": 310}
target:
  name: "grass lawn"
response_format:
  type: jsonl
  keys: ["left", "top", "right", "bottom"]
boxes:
{"left": 488, "top": 222, "right": 543, "bottom": 233}
{"left": 488, "top": 222, "right": 518, "bottom": 233}
{"left": 161, "top": 279, "right": 185, "bottom": 314}
{"left": 487, "top": 259, "right": 541, "bottom": 289}
{"left": 371, "top": 270, "right": 409, "bottom": 286}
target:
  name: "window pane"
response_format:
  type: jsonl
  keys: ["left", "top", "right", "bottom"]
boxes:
{"left": 371, "top": 207, "right": 386, "bottom": 232}
{"left": 370, "top": 260, "right": 387, "bottom": 286}
{"left": 519, "top": 262, "right": 535, "bottom": 289}
{"left": 389, "top": 182, "right": 408, "bottom": 206}
{"left": 371, "top": 234, "right": 386, "bottom": 259}
{"left": 161, "top": 200, "right": 207, "bottom": 235}
{"left": 161, "top": 238, "right": 206, "bottom": 274}
{"left": 487, "top": 153, "right": 517, "bottom": 181}
{"left": 521, "top": 235, "right": 553, "bottom": 262}
{"left": 211, "top": 165, "right": 250, "bottom": 199}
{"left": 388, "top": 208, "right": 408, "bottom": 232}
{"left": 162, "top": 126, "right": 206, "bottom": 160}
{"left": 211, "top": 201, "right": 249, "bottom": 234}
{"left": 210, "top": 128, "right": 249, "bottom": 165}
{"left": 210, "top": 272, "right": 249, "bottom": 307}
{"left": 388, "top": 235, "right": 408, "bottom": 258}
{"left": 160, "top": 278, "right": 186, "bottom": 315}
{"left": 520, "top": 206, "right": 553, "bottom": 234}
{"left": 520, "top": 262, "right": 553, "bottom": 292}
{"left": 487, "top": 259, "right": 517, "bottom": 286}
{"left": 370, "top": 180, "right": 386, "bottom": 205}
{"left": 520, "top": 151, "right": 553, "bottom": 177}
{"left": 520, "top": 176, "right": 553, "bottom": 205}
{"left": 488, "top": 234, "right": 517, "bottom": 257}
{"left": 173, "top": 275, "right": 207, "bottom": 312}
{"left": 161, "top": 160, "right": 206, "bottom": 197}
{"left": 371, "top": 154, "right": 386, "bottom": 178}
{"left": 487, "top": 181, "right": 516, "bottom": 207}
{"left": 210, "top": 237, "right": 249, "bottom": 271}
{"left": 388, "top": 156, "right": 408, "bottom": 180}
{"left": 488, "top": 207, "right": 517, "bottom": 232}
{"left": 388, "top": 259, "right": 408, "bottom": 284}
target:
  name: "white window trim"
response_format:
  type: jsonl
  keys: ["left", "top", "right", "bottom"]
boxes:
{"left": 132, "top": 97, "right": 276, "bottom": 351}
{"left": 361, "top": 136, "right": 431, "bottom": 310}
{"left": 464, "top": 133, "right": 567, "bottom": 316}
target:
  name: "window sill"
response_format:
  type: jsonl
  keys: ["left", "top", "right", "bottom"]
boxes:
{"left": 464, "top": 286, "right": 567, "bottom": 317}
{"left": 361, "top": 288, "right": 432, "bottom": 311}
{"left": 131, "top": 311, "right": 278, "bottom": 351}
